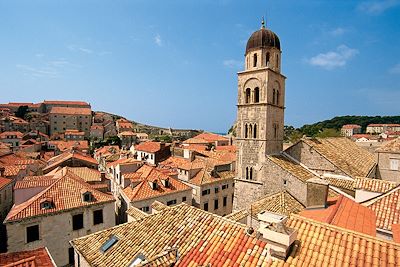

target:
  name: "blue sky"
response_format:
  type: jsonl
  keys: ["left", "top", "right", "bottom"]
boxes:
{"left": 0, "top": 0, "right": 399, "bottom": 132}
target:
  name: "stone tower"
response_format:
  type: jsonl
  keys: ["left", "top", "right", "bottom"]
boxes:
{"left": 234, "top": 20, "right": 286, "bottom": 209}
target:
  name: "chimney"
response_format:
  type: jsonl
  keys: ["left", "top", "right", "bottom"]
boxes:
{"left": 0, "top": 167, "right": 5, "bottom": 177}
{"left": 100, "top": 172, "right": 106, "bottom": 180}
{"left": 306, "top": 178, "right": 329, "bottom": 209}
{"left": 257, "top": 211, "right": 298, "bottom": 260}
{"left": 161, "top": 178, "right": 169, "bottom": 188}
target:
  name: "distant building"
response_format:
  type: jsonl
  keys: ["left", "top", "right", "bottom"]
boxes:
{"left": 366, "top": 124, "right": 400, "bottom": 134}
{"left": 133, "top": 141, "right": 171, "bottom": 165}
{"left": 64, "top": 129, "right": 85, "bottom": 141}
{"left": 43, "top": 150, "right": 98, "bottom": 174}
{"left": 90, "top": 124, "right": 104, "bottom": 140}
{"left": 341, "top": 124, "right": 362, "bottom": 137}
{"left": 183, "top": 132, "right": 230, "bottom": 147}
{"left": 49, "top": 107, "right": 92, "bottom": 138}
{"left": 115, "top": 118, "right": 133, "bottom": 133}
{"left": 0, "top": 131, "right": 23, "bottom": 151}
{"left": 118, "top": 131, "right": 137, "bottom": 149}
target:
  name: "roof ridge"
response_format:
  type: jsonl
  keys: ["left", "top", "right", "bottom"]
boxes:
{"left": 361, "top": 184, "right": 400, "bottom": 206}
{"left": 290, "top": 213, "right": 400, "bottom": 246}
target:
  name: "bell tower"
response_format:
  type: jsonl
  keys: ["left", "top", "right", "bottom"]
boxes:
{"left": 235, "top": 19, "right": 286, "bottom": 183}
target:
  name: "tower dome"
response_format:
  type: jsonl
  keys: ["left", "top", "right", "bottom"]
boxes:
{"left": 245, "top": 21, "right": 280, "bottom": 54}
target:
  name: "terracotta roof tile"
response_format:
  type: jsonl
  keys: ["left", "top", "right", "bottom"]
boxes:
{"left": 126, "top": 206, "right": 149, "bottom": 221}
{"left": 122, "top": 165, "right": 191, "bottom": 202}
{"left": 376, "top": 137, "right": 400, "bottom": 153}
{"left": 392, "top": 224, "right": 400, "bottom": 243}
{"left": 324, "top": 177, "right": 355, "bottom": 191}
{"left": 251, "top": 191, "right": 305, "bottom": 216}
{"left": 267, "top": 154, "right": 316, "bottom": 182}
{"left": 49, "top": 106, "right": 91, "bottom": 115}
{"left": 44, "top": 151, "right": 97, "bottom": 172}
{"left": 301, "top": 137, "right": 376, "bottom": 178}
{"left": 135, "top": 142, "right": 166, "bottom": 153}
{"left": 363, "top": 186, "right": 400, "bottom": 231}
{"left": 67, "top": 167, "right": 102, "bottom": 182}
{"left": 0, "top": 247, "right": 56, "bottom": 267}
{"left": 300, "top": 196, "right": 377, "bottom": 236}
{"left": 5, "top": 170, "right": 114, "bottom": 222}
{"left": 71, "top": 204, "right": 272, "bottom": 267}
{"left": 43, "top": 100, "right": 89, "bottom": 106}
{"left": 0, "top": 176, "right": 12, "bottom": 190}
{"left": 0, "top": 131, "right": 23, "bottom": 139}
{"left": 355, "top": 177, "right": 398, "bottom": 193}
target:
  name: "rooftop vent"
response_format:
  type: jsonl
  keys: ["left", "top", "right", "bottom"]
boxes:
{"left": 100, "top": 235, "right": 119, "bottom": 253}
{"left": 257, "top": 211, "right": 298, "bottom": 260}
{"left": 40, "top": 198, "right": 53, "bottom": 210}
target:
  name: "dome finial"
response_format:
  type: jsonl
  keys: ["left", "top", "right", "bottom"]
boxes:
{"left": 261, "top": 16, "right": 265, "bottom": 29}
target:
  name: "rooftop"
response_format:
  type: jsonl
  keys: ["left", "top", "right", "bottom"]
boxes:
{"left": 355, "top": 177, "right": 398, "bottom": 193}
{"left": 5, "top": 170, "right": 114, "bottom": 223}
{"left": 376, "top": 137, "right": 400, "bottom": 153}
{"left": 267, "top": 154, "right": 316, "bottom": 182}
{"left": 71, "top": 203, "right": 400, "bottom": 266}
{"left": 49, "top": 106, "right": 91, "bottom": 115}
{"left": 122, "top": 165, "right": 191, "bottom": 202}
{"left": 135, "top": 141, "right": 167, "bottom": 153}
{"left": 299, "top": 137, "right": 376, "bottom": 178}
{"left": 0, "top": 247, "right": 56, "bottom": 267}
{"left": 300, "top": 195, "right": 377, "bottom": 236}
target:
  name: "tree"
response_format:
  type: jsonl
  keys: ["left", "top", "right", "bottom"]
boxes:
{"left": 316, "top": 128, "right": 341, "bottom": 138}
{"left": 15, "top": 106, "right": 29, "bottom": 119}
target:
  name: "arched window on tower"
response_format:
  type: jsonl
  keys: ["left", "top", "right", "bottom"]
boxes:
{"left": 272, "top": 89, "right": 276, "bottom": 105}
{"left": 276, "top": 90, "right": 280, "bottom": 106}
{"left": 253, "top": 53, "right": 257, "bottom": 67}
{"left": 254, "top": 87, "right": 260, "bottom": 103}
{"left": 249, "top": 124, "right": 253, "bottom": 139}
{"left": 245, "top": 167, "right": 249, "bottom": 180}
{"left": 276, "top": 54, "right": 279, "bottom": 69}
{"left": 244, "top": 124, "right": 248, "bottom": 138}
{"left": 274, "top": 124, "right": 278, "bottom": 139}
{"left": 266, "top": 52, "right": 270, "bottom": 67}
{"left": 249, "top": 167, "right": 253, "bottom": 180}
{"left": 245, "top": 88, "right": 251, "bottom": 104}
{"left": 253, "top": 124, "right": 257, "bottom": 139}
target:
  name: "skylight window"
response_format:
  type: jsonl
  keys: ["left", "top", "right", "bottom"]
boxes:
{"left": 129, "top": 253, "right": 146, "bottom": 267}
{"left": 100, "top": 235, "right": 119, "bottom": 253}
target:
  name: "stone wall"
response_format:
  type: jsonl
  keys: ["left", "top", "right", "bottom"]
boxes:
{"left": 377, "top": 152, "right": 400, "bottom": 182}
{"left": 6, "top": 202, "right": 115, "bottom": 267}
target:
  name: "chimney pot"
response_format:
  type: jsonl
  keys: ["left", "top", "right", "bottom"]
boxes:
{"left": 306, "top": 178, "right": 329, "bottom": 209}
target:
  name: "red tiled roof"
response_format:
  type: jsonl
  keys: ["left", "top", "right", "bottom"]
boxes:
{"left": 106, "top": 158, "right": 141, "bottom": 168}
{"left": 368, "top": 124, "right": 400, "bottom": 127}
{"left": 118, "top": 131, "right": 135, "bottom": 136}
{"left": 48, "top": 140, "right": 89, "bottom": 152}
{"left": 355, "top": 177, "right": 398, "bottom": 193}
{"left": 0, "top": 131, "right": 23, "bottom": 139}
{"left": 193, "top": 132, "right": 228, "bottom": 142}
{"left": 342, "top": 124, "right": 362, "bottom": 129}
{"left": 135, "top": 141, "right": 166, "bottom": 153}
{"left": 43, "top": 100, "right": 89, "bottom": 106}
{"left": 393, "top": 224, "right": 400, "bottom": 243}
{"left": 123, "top": 165, "right": 191, "bottom": 202}
{"left": 5, "top": 170, "right": 114, "bottom": 222}
{"left": 300, "top": 195, "right": 377, "bottom": 236}
{"left": 0, "top": 176, "right": 12, "bottom": 190}
{"left": 363, "top": 186, "right": 400, "bottom": 231}
{"left": 0, "top": 247, "right": 56, "bottom": 267}
{"left": 94, "top": 145, "right": 119, "bottom": 158}
{"left": 44, "top": 151, "right": 97, "bottom": 172}
{"left": 49, "top": 107, "right": 91, "bottom": 115}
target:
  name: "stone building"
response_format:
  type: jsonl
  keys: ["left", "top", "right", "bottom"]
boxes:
{"left": 49, "top": 107, "right": 92, "bottom": 138}
{"left": 0, "top": 131, "right": 23, "bottom": 151}
{"left": 375, "top": 137, "right": 400, "bottom": 182}
{"left": 341, "top": 124, "right": 362, "bottom": 137}
{"left": 133, "top": 141, "right": 171, "bottom": 165}
{"left": 4, "top": 170, "right": 115, "bottom": 266}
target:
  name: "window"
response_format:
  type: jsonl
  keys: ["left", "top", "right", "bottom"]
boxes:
{"left": 266, "top": 52, "right": 270, "bottom": 66}
{"left": 244, "top": 124, "right": 248, "bottom": 138}
{"left": 390, "top": 159, "right": 399, "bottom": 171}
{"left": 69, "top": 247, "right": 75, "bottom": 265}
{"left": 214, "top": 199, "right": 219, "bottom": 210}
{"left": 203, "top": 202, "right": 208, "bottom": 211}
{"left": 273, "top": 89, "right": 276, "bottom": 104}
{"left": 202, "top": 189, "right": 210, "bottom": 196}
{"left": 93, "top": 209, "right": 103, "bottom": 225}
{"left": 276, "top": 54, "right": 279, "bottom": 69}
{"left": 249, "top": 167, "right": 253, "bottom": 180}
{"left": 100, "top": 235, "right": 119, "bottom": 253}
{"left": 245, "top": 88, "right": 251, "bottom": 104}
{"left": 276, "top": 90, "right": 280, "bottom": 106}
{"left": 283, "top": 180, "right": 287, "bottom": 186}
{"left": 223, "top": 196, "right": 227, "bottom": 207}
{"left": 215, "top": 187, "right": 219, "bottom": 193}
{"left": 254, "top": 87, "right": 260, "bottom": 103}
{"left": 182, "top": 196, "right": 187, "bottom": 202}
{"left": 222, "top": 184, "right": 229, "bottom": 190}
{"left": 253, "top": 124, "right": 257, "bottom": 139}
{"left": 253, "top": 53, "right": 257, "bottom": 67}
{"left": 140, "top": 206, "right": 150, "bottom": 212}
{"left": 249, "top": 124, "right": 253, "bottom": 139}
{"left": 26, "top": 225, "right": 39, "bottom": 243}
{"left": 245, "top": 167, "right": 249, "bottom": 180}
{"left": 167, "top": 199, "right": 177, "bottom": 206}
{"left": 72, "top": 213, "right": 84, "bottom": 230}
{"left": 274, "top": 124, "right": 278, "bottom": 139}
{"left": 232, "top": 193, "right": 234, "bottom": 203}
